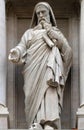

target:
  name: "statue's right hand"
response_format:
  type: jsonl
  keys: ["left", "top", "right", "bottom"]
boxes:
{"left": 8, "top": 48, "right": 20, "bottom": 63}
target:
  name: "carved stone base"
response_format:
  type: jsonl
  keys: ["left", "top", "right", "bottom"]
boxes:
{"left": 0, "top": 104, "right": 9, "bottom": 128}
{"left": 77, "top": 107, "right": 84, "bottom": 129}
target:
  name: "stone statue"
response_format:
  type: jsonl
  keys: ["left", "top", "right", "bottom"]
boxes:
{"left": 8, "top": 2, "right": 72, "bottom": 129}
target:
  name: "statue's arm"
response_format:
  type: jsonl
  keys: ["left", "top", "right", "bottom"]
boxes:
{"left": 47, "top": 28, "right": 72, "bottom": 63}
{"left": 8, "top": 29, "right": 32, "bottom": 64}
{"left": 8, "top": 36, "right": 27, "bottom": 64}
{"left": 47, "top": 28, "right": 73, "bottom": 78}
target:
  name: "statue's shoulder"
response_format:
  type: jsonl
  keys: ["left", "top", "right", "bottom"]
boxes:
{"left": 24, "top": 28, "right": 33, "bottom": 35}
{"left": 52, "top": 26, "right": 65, "bottom": 37}
{"left": 21, "top": 28, "right": 34, "bottom": 42}
{"left": 23, "top": 28, "right": 34, "bottom": 37}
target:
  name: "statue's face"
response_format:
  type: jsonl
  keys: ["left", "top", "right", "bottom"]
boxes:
{"left": 36, "top": 5, "right": 50, "bottom": 24}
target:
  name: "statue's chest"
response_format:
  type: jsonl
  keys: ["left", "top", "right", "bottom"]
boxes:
{"left": 26, "top": 29, "right": 47, "bottom": 49}
{"left": 33, "top": 29, "right": 46, "bottom": 39}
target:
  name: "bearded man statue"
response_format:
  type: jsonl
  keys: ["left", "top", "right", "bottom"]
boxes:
{"left": 8, "top": 2, "right": 72, "bottom": 129}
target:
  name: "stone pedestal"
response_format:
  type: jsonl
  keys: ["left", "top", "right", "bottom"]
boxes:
{"left": 77, "top": 0, "right": 84, "bottom": 129}
{"left": 77, "top": 107, "right": 84, "bottom": 129}
{"left": 0, "top": 105, "right": 9, "bottom": 128}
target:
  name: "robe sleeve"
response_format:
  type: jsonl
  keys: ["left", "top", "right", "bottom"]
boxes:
{"left": 57, "top": 30, "right": 72, "bottom": 79}
{"left": 15, "top": 29, "right": 33, "bottom": 64}
{"left": 60, "top": 34, "right": 72, "bottom": 79}
{"left": 47, "top": 27, "right": 73, "bottom": 80}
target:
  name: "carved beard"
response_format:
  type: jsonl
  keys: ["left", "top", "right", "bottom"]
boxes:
{"left": 38, "top": 15, "right": 50, "bottom": 26}
{"left": 33, "top": 18, "right": 51, "bottom": 30}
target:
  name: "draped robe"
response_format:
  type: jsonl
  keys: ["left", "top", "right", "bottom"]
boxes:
{"left": 15, "top": 27, "right": 72, "bottom": 127}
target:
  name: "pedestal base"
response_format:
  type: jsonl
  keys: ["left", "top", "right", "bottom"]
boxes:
{"left": 0, "top": 104, "right": 9, "bottom": 128}
{"left": 77, "top": 107, "right": 84, "bottom": 129}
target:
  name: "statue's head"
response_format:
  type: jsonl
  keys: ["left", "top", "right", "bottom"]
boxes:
{"left": 30, "top": 2, "right": 57, "bottom": 27}
{"left": 35, "top": 3, "right": 50, "bottom": 24}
